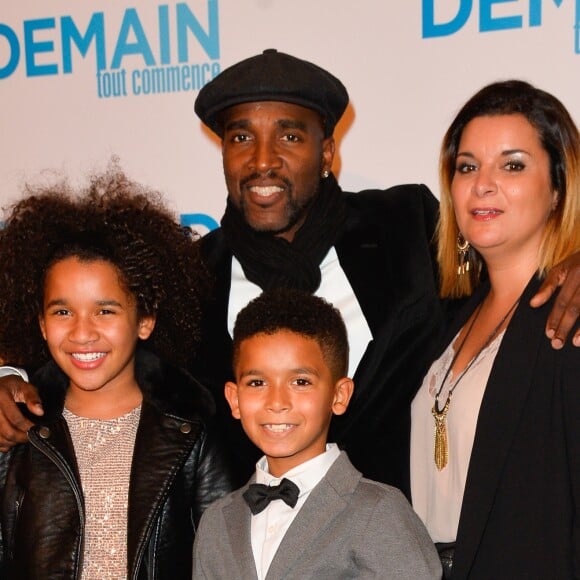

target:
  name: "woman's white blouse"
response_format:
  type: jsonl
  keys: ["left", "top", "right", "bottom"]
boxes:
{"left": 410, "top": 330, "right": 505, "bottom": 542}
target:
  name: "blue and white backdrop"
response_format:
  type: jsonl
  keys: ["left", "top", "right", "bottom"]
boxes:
{"left": 2, "top": 1, "right": 579, "bottom": 232}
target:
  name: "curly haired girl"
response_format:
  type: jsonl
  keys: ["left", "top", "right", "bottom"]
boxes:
{"left": 0, "top": 167, "right": 232, "bottom": 578}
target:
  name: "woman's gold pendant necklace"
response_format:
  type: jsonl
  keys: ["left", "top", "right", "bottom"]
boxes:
{"left": 432, "top": 398, "right": 450, "bottom": 471}
{"left": 431, "top": 295, "right": 521, "bottom": 471}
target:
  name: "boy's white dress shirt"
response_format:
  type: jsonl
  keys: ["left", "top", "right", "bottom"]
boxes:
{"left": 251, "top": 443, "right": 340, "bottom": 580}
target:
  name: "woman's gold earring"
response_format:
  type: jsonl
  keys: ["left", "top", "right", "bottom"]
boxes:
{"left": 457, "top": 233, "right": 470, "bottom": 276}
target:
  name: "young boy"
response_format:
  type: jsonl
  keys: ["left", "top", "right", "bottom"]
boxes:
{"left": 193, "top": 288, "right": 441, "bottom": 579}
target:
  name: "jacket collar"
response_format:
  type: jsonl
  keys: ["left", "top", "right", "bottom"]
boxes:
{"left": 222, "top": 452, "right": 361, "bottom": 579}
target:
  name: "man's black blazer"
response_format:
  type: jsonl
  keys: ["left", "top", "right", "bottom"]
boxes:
{"left": 191, "top": 184, "right": 443, "bottom": 491}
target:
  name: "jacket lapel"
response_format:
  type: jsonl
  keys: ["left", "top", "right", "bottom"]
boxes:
{"left": 333, "top": 209, "right": 396, "bottom": 402}
{"left": 223, "top": 488, "right": 259, "bottom": 580}
{"left": 334, "top": 210, "right": 393, "bottom": 337}
{"left": 200, "top": 229, "right": 232, "bottom": 350}
{"left": 265, "top": 453, "right": 359, "bottom": 579}
{"left": 452, "top": 277, "right": 544, "bottom": 577}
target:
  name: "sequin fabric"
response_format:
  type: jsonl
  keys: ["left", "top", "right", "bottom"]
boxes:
{"left": 63, "top": 406, "right": 141, "bottom": 579}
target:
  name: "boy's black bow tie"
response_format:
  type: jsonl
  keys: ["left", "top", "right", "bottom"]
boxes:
{"left": 243, "top": 478, "right": 300, "bottom": 515}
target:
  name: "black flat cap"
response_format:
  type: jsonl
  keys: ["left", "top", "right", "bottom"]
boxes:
{"left": 194, "top": 49, "right": 349, "bottom": 137}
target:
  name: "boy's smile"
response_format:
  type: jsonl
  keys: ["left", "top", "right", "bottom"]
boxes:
{"left": 225, "top": 330, "right": 353, "bottom": 477}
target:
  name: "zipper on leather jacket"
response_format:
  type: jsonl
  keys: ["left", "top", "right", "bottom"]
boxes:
{"left": 6, "top": 488, "right": 25, "bottom": 560}
{"left": 28, "top": 428, "right": 86, "bottom": 578}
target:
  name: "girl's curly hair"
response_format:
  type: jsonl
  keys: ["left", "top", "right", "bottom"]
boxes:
{"left": 0, "top": 167, "right": 211, "bottom": 371}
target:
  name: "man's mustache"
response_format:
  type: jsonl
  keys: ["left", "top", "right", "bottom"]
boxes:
{"left": 240, "top": 172, "right": 292, "bottom": 190}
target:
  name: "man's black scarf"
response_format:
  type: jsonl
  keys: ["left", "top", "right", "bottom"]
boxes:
{"left": 221, "top": 174, "right": 347, "bottom": 293}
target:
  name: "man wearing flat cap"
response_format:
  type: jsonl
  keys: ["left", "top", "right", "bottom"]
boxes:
{"left": 192, "top": 49, "right": 443, "bottom": 494}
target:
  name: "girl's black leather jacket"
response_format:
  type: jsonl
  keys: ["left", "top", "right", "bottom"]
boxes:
{"left": 0, "top": 350, "right": 234, "bottom": 579}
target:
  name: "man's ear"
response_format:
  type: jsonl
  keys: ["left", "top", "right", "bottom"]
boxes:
{"left": 331, "top": 377, "right": 354, "bottom": 416}
{"left": 224, "top": 381, "right": 241, "bottom": 420}
{"left": 321, "top": 136, "right": 335, "bottom": 176}
{"left": 138, "top": 315, "right": 156, "bottom": 340}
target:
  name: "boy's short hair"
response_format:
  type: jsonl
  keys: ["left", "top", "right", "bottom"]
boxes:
{"left": 232, "top": 288, "right": 349, "bottom": 378}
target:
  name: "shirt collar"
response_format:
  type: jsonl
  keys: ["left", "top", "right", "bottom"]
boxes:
{"left": 255, "top": 443, "right": 340, "bottom": 497}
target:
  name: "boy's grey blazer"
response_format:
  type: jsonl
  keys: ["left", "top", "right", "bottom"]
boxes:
{"left": 193, "top": 452, "right": 441, "bottom": 579}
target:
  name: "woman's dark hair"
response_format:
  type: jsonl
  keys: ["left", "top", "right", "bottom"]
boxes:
{"left": 438, "top": 80, "right": 580, "bottom": 297}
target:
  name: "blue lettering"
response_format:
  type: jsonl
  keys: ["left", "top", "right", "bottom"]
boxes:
{"left": 24, "top": 18, "right": 58, "bottom": 76}
{"left": 159, "top": 5, "right": 171, "bottom": 65}
{"left": 177, "top": 1, "right": 220, "bottom": 61}
{"left": 132, "top": 69, "right": 142, "bottom": 95}
{"left": 181, "top": 213, "right": 219, "bottom": 232}
{"left": 480, "top": 0, "right": 522, "bottom": 32}
{"left": 181, "top": 64, "right": 191, "bottom": 89}
{"left": 61, "top": 13, "right": 106, "bottom": 73}
{"left": 96, "top": 69, "right": 127, "bottom": 98}
{"left": 530, "top": 0, "right": 542, "bottom": 25}
{"left": 0, "top": 24, "right": 20, "bottom": 79}
{"left": 2, "top": 2, "right": 221, "bottom": 79}
{"left": 422, "top": 0, "right": 472, "bottom": 37}
{"left": 423, "top": 0, "right": 568, "bottom": 36}
{"left": 529, "top": 0, "right": 566, "bottom": 27}
{"left": 111, "top": 8, "right": 155, "bottom": 69}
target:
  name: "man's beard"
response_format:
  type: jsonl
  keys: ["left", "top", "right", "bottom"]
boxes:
{"left": 238, "top": 174, "right": 319, "bottom": 237}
